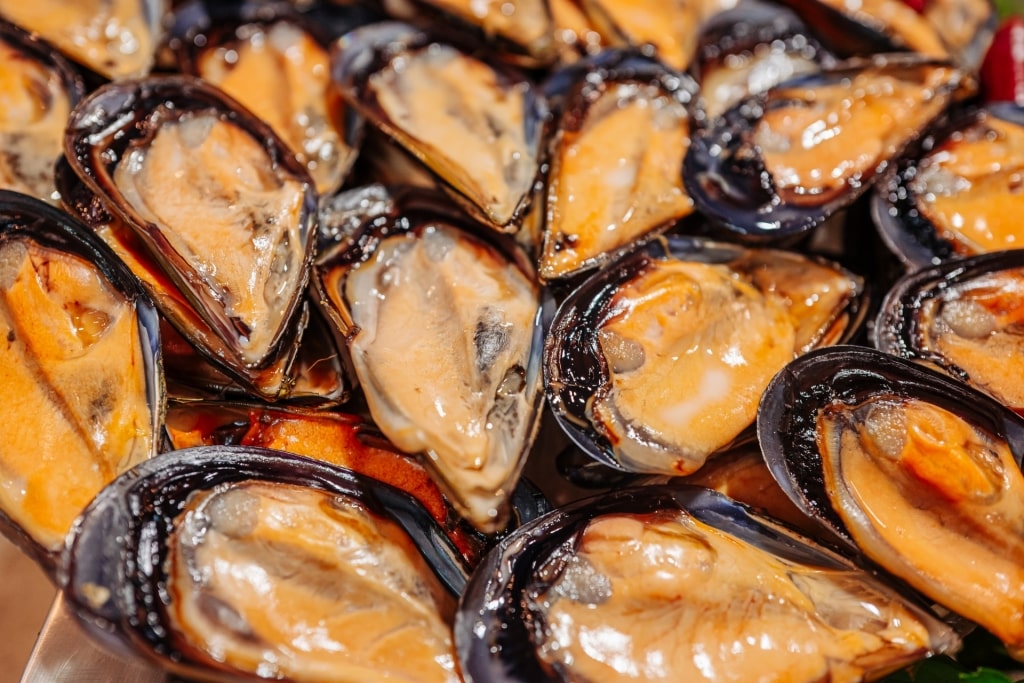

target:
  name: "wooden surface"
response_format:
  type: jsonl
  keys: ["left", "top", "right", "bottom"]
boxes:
{"left": 0, "top": 536, "right": 55, "bottom": 681}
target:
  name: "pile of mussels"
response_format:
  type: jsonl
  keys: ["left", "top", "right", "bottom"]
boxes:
{"left": 3, "top": 0, "right": 1024, "bottom": 680}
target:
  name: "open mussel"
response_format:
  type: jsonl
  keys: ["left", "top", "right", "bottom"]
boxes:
{"left": 875, "top": 249, "right": 1024, "bottom": 413}
{"left": 759, "top": 345, "right": 1024, "bottom": 658}
{"left": 62, "top": 446, "right": 469, "bottom": 682}
{"left": 168, "top": 0, "right": 371, "bottom": 196}
{"left": 537, "top": 51, "right": 699, "bottom": 281}
{"left": 684, "top": 55, "right": 971, "bottom": 242}
{"left": 0, "top": 0, "right": 165, "bottom": 80}
{"left": 0, "top": 19, "right": 85, "bottom": 204}
{"left": 0, "top": 191, "right": 162, "bottom": 573}
{"left": 873, "top": 103, "right": 1024, "bottom": 268}
{"left": 331, "top": 22, "right": 546, "bottom": 232}
{"left": 545, "top": 236, "right": 865, "bottom": 477}
{"left": 63, "top": 76, "right": 318, "bottom": 400}
{"left": 314, "top": 187, "right": 548, "bottom": 533}
{"left": 456, "top": 484, "right": 959, "bottom": 682}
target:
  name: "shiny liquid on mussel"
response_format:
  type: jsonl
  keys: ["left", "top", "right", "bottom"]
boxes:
{"left": 541, "top": 79, "right": 693, "bottom": 281}
{"left": 589, "top": 251, "right": 858, "bottom": 474}
{"left": 0, "top": 0, "right": 159, "bottom": 79}
{"left": 111, "top": 108, "right": 307, "bottom": 367}
{"left": 0, "top": 237, "right": 152, "bottom": 552}
{"left": 166, "top": 480, "right": 461, "bottom": 682}
{"left": 913, "top": 268, "right": 1024, "bottom": 411}
{"left": 329, "top": 222, "right": 539, "bottom": 532}
{"left": 193, "top": 19, "right": 351, "bottom": 195}
{"left": 909, "top": 110, "right": 1024, "bottom": 254}
{"left": 754, "top": 62, "right": 960, "bottom": 207}
{"left": 817, "top": 395, "right": 1024, "bottom": 658}
{"left": 0, "top": 35, "right": 73, "bottom": 204}
{"left": 530, "top": 510, "right": 945, "bottom": 681}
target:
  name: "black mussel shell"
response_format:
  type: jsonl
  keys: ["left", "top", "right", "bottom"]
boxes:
{"left": 313, "top": 185, "right": 550, "bottom": 533}
{"left": 61, "top": 446, "right": 474, "bottom": 681}
{"left": 0, "top": 190, "right": 163, "bottom": 574}
{"left": 0, "top": 0, "right": 166, "bottom": 81}
{"left": 684, "top": 55, "right": 969, "bottom": 243}
{"left": 0, "top": 19, "right": 86, "bottom": 204}
{"left": 874, "top": 249, "right": 1024, "bottom": 412}
{"left": 758, "top": 345, "right": 1024, "bottom": 549}
{"left": 693, "top": 0, "right": 836, "bottom": 124}
{"left": 331, "top": 22, "right": 547, "bottom": 232}
{"left": 456, "top": 483, "right": 958, "bottom": 682}
{"left": 545, "top": 235, "right": 866, "bottom": 476}
{"left": 63, "top": 76, "right": 318, "bottom": 398}
{"left": 873, "top": 103, "right": 1024, "bottom": 269}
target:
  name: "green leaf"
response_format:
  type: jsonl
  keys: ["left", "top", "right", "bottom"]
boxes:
{"left": 959, "top": 668, "right": 1017, "bottom": 683}
{"left": 994, "top": 0, "right": 1024, "bottom": 22}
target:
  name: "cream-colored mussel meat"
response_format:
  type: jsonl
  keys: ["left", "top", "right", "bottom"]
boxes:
{"left": 541, "top": 82, "right": 693, "bottom": 280}
{"left": 367, "top": 45, "right": 538, "bottom": 229}
{"left": 0, "top": 239, "right": 153, "bottom": 551}
{"left": 532, "top": 511, "right": 942, "bottom": 682}
{"left": 755, "top": 64, "right": 961, "bottom": 205}
{"left": 0, "top": 0, "right": 159, "bottom": 80}
{"left": 0, "top": 38, "right": 72, "bottom": 203}
{"left": 113, "top": 110, "right": 307, "bottom": 367}
{"left": 196, "top": 21, "right": 352, "bottom": 196}
{"left": 167, "top": 481, "right": 460, "bottom": 683}
{"left": 337, "top": 224, "right": 539, "bottom": 532}
{"left": 911, "top": 113, "right": 1024, "bottom": 254}
{"left": 590, "top": 253, "right": 858, "bottom": 474}
{"left": 817, "top": 396, "right": 1024, "bottom": 658}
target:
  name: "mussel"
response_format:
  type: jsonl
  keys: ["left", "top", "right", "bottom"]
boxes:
{"left": 0, "top": 19, "right": 85, "bottom": 204}
{"left": 331, "top": 22, "right": 546, "bottom": 232}
{"left": 62, "top": 446, "right": 469, "bottom": 682}
{"left": 545, "top": 236, "right": 865, "bottom": 476}
{"left": 684, "top": 55, "right": 971, "bottom": 241}
{"left": 537, "top": 51, "right": 699, "bottom": 281}
{"left": 0, "top": 0, "right": 165, "bottom": 80}
{"left": 873, "top": 103, "right": 1024, "bottom": 268}
{"left": 874, "top": 249, "right": 1024, "bottom": 413}
{"left": 63, "top": 76, "right": 318, "bottom": 400}
{"left": 0, "top": 191, "right": 162, "bottom": 573}
{"left": 314, "top": 187, "right": 548, "bottom": 533}
{"left": 456, "top": 484, "right": 959, "bottom": 682}
{"left": 759, "top": 345, "right": 1024, "bottom": 658}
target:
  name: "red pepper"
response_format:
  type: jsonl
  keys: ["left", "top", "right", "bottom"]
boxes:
{"left": 902, "top": 0, "right": 927, "bottom": 14}
{"left": 981, "top": 16, "right": 1024, "bottom": 105}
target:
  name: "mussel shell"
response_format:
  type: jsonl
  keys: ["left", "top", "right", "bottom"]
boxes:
{"left": 61, "top": 446, "right": 474, "bottom": 679}
{"left": 0, "top": 190, "right": 163, "bottom": 574}
{"left": 873, "top": 249, "right": 1024, "bottom": 410}
{"left": 545, "top": 235, "right": 867, "bottom": 475}
{"left": 684, "top": 55, "right": 969, "bottom": 242}
{"left": 872, "top": 103, "right": 1024, "bottom": 269}
{"left": 63, "top": 75, "right": 318, "bottom": 388}
{"left": 0, "top": 19, "right": 86, "bottom": 204}
{"left": 757, "top": 345, "right": 1024, "bottom": 551}
{"left": 331, "top": 21, "right": 546, "bottom": 232}
{"left": 455, "top": 483, "right": 956, "bottom": 682}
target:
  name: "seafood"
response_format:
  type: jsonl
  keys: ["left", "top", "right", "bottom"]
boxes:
{"left": 685, "top": 56, "right": 970, "bottom": 241}
{"left": 545, "top": 237, "right": 864, "bottom": 476}
{"left": 759, "top": 346, "right": 1024, "bottom": 657}
{"left": 456, "top": 485, "right": 959, "bottom": 682}
{"left": 0, "top": 191, "right": 161, "bottom": 572}
{"left": 62, "top": 447, "right": 468, "bottom": 682}
{"left": 63, "top": 76, "right": 317, "bottom": 398}
{"left": 169, "top": 0, "right": 362, "bottom": 196}
{"left": 875, "top": 250, "right": 1024, "bottom": 413}
{"left": 315, "top": 189, "right": 547, "bottom": 532}
{"left": 331, "top": 22, "right": 545, "bottom": 231}
{"left": 0, "top": 20, "right": 85, "bottom": 204}
{"left": 538, "top": 51, "right": 698, "bottom": 281}
{"left": 873, "top": 103, "right": 1024, "bottom": 267}
{"left": 0, "top": 0, "right": 165, "bottom": 80}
